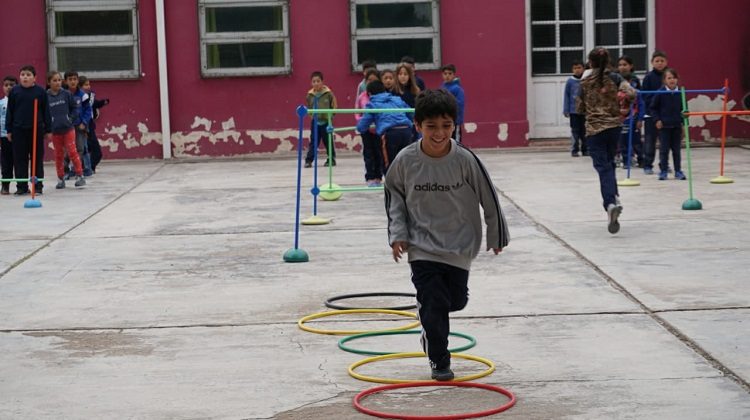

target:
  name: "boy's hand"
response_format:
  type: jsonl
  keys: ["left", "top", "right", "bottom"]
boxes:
{"left": 491, "top": 248, "right": 503, "bottom": 255}
{"left": 6, "top": 133, "right": 10, "bottom": 142}
{"left": 564, "top": 113, "right": 569, "bottom": 118}
{"left": 636, "top": 121, "right": 643, "bottom": 130}
{"left": 655, "top": 121, "right": 663, "bottom": 130}
{"left": 391, "top": 241, "right": 408, "bottom": 262}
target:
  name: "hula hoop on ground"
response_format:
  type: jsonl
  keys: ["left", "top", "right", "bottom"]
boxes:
{"left": 298, "top": 309, "right": 420, "bottom": 335}
{"left": 348, "top": 352, "right": 495, "bottom": 384}
{"left": 338, "top": 330, "right": 477, "bottom": 356}
{"left": 353, "top": 381, "right": 516, "bottom": 420}
{"left": 325, "top": 292, "right": 417, "bottom": 311}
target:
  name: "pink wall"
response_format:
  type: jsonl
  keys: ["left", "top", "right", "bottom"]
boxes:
{"left": 655, "top": 0, "right": 750, "bottom": 139}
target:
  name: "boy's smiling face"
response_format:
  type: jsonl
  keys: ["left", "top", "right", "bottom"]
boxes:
{"left": 416, "top": 114, "right": 454, "bottom": 158}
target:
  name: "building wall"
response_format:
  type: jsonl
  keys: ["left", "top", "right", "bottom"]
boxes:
{"left": 0, "top": 1, "right": 748, "bottom": 160}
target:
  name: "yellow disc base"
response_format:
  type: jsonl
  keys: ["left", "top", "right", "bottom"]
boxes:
{"left": 319, "top": 183, "right": 343, "bottom": 201}
{"left": 617, "top": 178, "right": 641, "bottom": 187}
{"left": 302, "top": 215, "right": 331, "bottom": 225}
{"left": 710, "top": 175, "right": 734, "bottom": 184}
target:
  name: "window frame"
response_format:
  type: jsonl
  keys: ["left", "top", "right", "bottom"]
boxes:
{"left": 198, "top": 0, "right": 291, "bottom": 77}
{"left": 349, "top": 0, "right": 441, "bottom": 71}
{"left": 47, "top": 0, "right": 141, "bottom": 80}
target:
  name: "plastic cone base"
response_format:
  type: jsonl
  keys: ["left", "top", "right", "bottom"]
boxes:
{"left": 283, "top": 248, "right": 309, "bottom": 263}
{"left": 24, "top": 199, "right": 42, "bottom": 208}
{"left": 617, "top": 178, "right": 641, "bottom": 187}
{"left": 681, "top": 198, "right": 703, "bottom": 211}
{"left": 319, "top": 183, "right": 343, "bottom": 201}
{"left": 710, "top": 175, "right": 734, "bottom": 184}
{"left": 302, "top": 215, "right": 331, "bottom": 225}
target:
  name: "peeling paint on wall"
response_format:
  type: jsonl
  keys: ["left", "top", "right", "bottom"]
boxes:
{"left": 497, "top": 123, "right": 509, "bottom": 141}
{"left": 464, "top": 122, "right": 477, "bottom": 133}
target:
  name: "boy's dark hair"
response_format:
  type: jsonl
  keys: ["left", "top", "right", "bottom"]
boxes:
{"left": 364, "top": 68, "right": 380, "bottom": 80}
{"left": 366, "top": 80, "right": 386, "bottom": 96}
{"left": 19, "top": 65, "right": 36, "bottom": 76}
{"left": 47, "top": 71, "right": 61, "bottom": 83}
{"left": 79, "top": 75, "right": 89, "bottom": 85}
{"left": 361, "top": 59, "right": 377, "bottom": 71}
{"left": 617, "top": 55, "right": 634, "bottom": 66}
{"left": 310, "top": 70, "right": 323, "bottom": 80}
{"left": 414, "top": 89, "right": 457, "bottom": 124}
{"left": 440, "top": 64, "right": 456, "bottom": 73}
{"left": 400, "top": 56, "right": 416, "bottom": 65}
{"left": 571, "top": 59, "right": 584, "bottom": 67}
{"left": 3, "top": 76, "right": 17, "bottom": 83}
{"left": 65, "top": 70, "right": 79, "bottom": 79}
{"left": 651, "top": 50, "right": 668, "bottom": 61}
{"left": 663, "top": 67, "right": 679, "bottom": 80}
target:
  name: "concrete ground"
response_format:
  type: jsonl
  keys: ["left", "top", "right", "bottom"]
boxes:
{"left": 0, "top": 146, "right": 749, "bottom": 419}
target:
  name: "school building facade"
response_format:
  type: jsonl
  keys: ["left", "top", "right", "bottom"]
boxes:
{"left": 1, "top": 0, "right": 748, "bottom": 159}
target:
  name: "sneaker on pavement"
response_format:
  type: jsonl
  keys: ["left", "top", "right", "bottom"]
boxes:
{"left": 14, "top": 189, "right": 29, "bottom": 196}
{"left": 1, "top": 187, "right": 9, "bottom": 195}
{"left": 431, "top": 366, "right": 455, "bottom": 381}
{"left": 607, "top": 203, "right": 622, "bottom": 234}
{"left": 304, "top": 161, "right": 312, "bottom": 168}
{"left": 56, "top": 179, "right": 66, "bottom": 189}
{"left": 74, "top": 176, "right": 86, "bottom": 187}
{"left": 644, "top": 168, "right": 654, "bottom": 175}
{"left": 658, "top": 171, "right": 668, "bottom": 180}
{"left": 674, "top": 171, "right": 686, "bottom": 180}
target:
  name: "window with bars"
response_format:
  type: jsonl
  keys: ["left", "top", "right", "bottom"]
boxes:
{"left": 350, "top": 0, "right": 441, "bottom": 71}
{"left": 530, "top": 0, "right": 648, "bottom": 75}
{"left": 199, "top": 0, "right": 290, "bottom": 77}
{"left": 47, "top": 0, "right": 140, "bottom": 79}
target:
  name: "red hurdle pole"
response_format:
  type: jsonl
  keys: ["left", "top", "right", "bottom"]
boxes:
{"left": 719, "top": 79, "right": 729, "bottom": 177}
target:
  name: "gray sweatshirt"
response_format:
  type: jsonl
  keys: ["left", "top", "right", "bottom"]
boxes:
{"left": 384, "top": 140, "right": 510, "bottom": 270}
{"left": 47, "top": 88, "right": 78, "bottom": 134}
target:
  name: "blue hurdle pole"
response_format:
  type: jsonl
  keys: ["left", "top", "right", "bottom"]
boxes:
{"left": 282, "top": 106, "right": 310, "bottom": 262}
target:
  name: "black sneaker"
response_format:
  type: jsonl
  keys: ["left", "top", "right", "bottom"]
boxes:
{"left": 74, "top": 176, "right": 86, "bottom": 187}
{"left": 56, "top": 179, "right": 66, "bottom": 189}
{"left": 0, "top": 187, "right": 9, "bottom": 195}
{"left": 14, "top": 189, "right": 29, "bottom": 196}
{"left": 323, "top": 159, "right": 336, "bottom": 167}
{"left": 431, "top": 366, "right": 455, "bottom": 381}
{"left": 304, "top": 161, "right": 312, "bottom": 168}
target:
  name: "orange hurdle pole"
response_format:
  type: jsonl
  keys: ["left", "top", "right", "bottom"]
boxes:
{"left": 24, "top": 98, "right": 43, "bottom": 208}
{"left": 684, "top": 110, "right": 750, "bottom": 116}
{"left": 709, "top": 79, "right": 734, "bottom": 183}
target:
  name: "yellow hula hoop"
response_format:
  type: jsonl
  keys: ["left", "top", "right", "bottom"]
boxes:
{"left": 348, "top": 352, "right": 495, "bottom": 384}
{"left": 297, "top": 309, "right": 421, "bottom": 335}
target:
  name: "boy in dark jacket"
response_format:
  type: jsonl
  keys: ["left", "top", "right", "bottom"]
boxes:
{"left": 305, "top": 71, "right": 337, "bottom": 168}
{"left": 563, "top": 60, "right": 587, "bottom": 156}
{"left": 440, "top": 64, "right": 466, "bottom": 143}
{"left": 650, "top": 68, "right": 686, "bottom": 181}
{"left": 356, "top": 81, "right": 413, "bottom": 173}
{"left": 641, "top": 51, "right": 668, "bottom": 174}
{"left": 4, "top": 65, "right": 51, "bottom": 195}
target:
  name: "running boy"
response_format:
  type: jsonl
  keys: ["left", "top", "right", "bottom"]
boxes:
{"left": 563, "top": 59, "right": 587, "bottom": 156}
{"left": 1, "top": 76, "right": 17, "bottom": 195}
{"left": 440, "top": 64, "right": 465, "bottom": 143}
{"left": 384, "top": 89, "right": 510, "bottom": 381}
{"left": 4, "top": 65, "right": 51, "bottom": 195}
{"left": 304, "top": 71, "right": 337, "bottom": 168}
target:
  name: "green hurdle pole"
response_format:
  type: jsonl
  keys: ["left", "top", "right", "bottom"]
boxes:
{"left": 681, "top": 87, "right": 702, "bottom": 210}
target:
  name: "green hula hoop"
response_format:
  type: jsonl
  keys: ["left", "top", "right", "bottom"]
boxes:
{"left": 338, "top": 330, "right": 477, "bottom": 356}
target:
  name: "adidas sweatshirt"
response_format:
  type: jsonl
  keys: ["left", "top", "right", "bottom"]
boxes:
{"left": 384, "top": 140, "right": 510, "bottom": 270}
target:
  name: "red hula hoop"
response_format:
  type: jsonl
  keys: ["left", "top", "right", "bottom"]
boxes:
{"left": 353, "top": 381, "right": 516, "bottom": 420}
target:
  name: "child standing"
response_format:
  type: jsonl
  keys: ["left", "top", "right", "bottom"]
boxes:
{"left": 641, "top": 51, "right": 668, "bottom": 174}
{"left": 384, "top": 89, "right": 509, "bottom": 381}
{"left": 563, "top": 60, "right": 587, "bottom": 157}
{"left": 616, "top": 55, "right": 645, "bottom": 168}
{"left": 355, "top": 69, "right": 384, "bottom": 186}
{"left": 304, "top": 71, "right": 337, "bottom": 168}
{"left": 47, "top": 71, "right": 85, "bottom": 188}
{"left": 64, "top": 71, "right": 93, "bottom": 178}
{"left": 355, "top": 81, "right": 413, "bottom": 174}
{"left": 4, "top": 65, "right": 51, "bottom": 195}
{"left": 400, "top": 56, "right": 426, "bottom": 91}
{"left": 395, "top": 63, "right": 420, "bottom": 109}
{"left": 81, "top": 77, "right": 108, "bottom": 173}
{"left": 356, "top": 60, "right": 377, "bottom": 100}
{"left": 381, "top": 70, "right": 397, "bottom": 94}
{"left": 440, "top": 64, "right": 465, "bottom": 143}
{"left": 1, "top": 76, "right": 17, "bottom": 195}
{"left": 650, "top": 68, "right": 686, "bottom": 181}
{"left": 576, "top": 48, "right": 635, "bottom": 234}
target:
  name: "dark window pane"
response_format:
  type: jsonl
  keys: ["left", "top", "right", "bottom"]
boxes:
{"left": 623, "top": 21, "right": 646, "bottom": 45}
{"left": 623, "top": 47, "right": 647, "bottom": 71}
{"left": 532, "top": 51, "right": 556, "bottom": 74}
{"left": 55, "top": 10, "right": 132, "bottom": 36}
{"left": 561, "top": 50, "right": 584, "bottom": 72}
{"left": 559, "top": 0, "right": 582, "bottom": 20}
{"left": 595, "top": 22, "right": 618, "bottom": 45}
{"left": 560, "top": 24, "right": 582, "bottom": 47}
{"left": 206, "top": 42, "right": 285, "bottom": 68}
{"left": 595, "top": 0, "right": 618, "bottom": 19}
{"left": 356, "top": 2, "right": 432, "bottom": 29}
{"left": 531, "top": 0, "right": 555, "bottom": 21}
{"left": 623, "top": 0, "right": 646, "bottom": 18}
{"left": 205, "top": 6, "right": 283, "bottom": 32}
{"left": 357, "top": 38, "right": 432, "bottom": 64}
{"left": 532, "top": 25, "right": 556, "bottom": 48}
{"left": 57, "top": 46, "right": 134, "bottom": 71}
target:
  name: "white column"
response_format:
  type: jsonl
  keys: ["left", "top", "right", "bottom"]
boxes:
{"left": 155, "top": 0, "right": 171, "bottom": 159}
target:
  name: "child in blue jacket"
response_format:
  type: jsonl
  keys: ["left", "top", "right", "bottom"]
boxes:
{"left": 563, "top": 60, "right": 587, "bottom": 156}
{"left": 650, "top": 68, "right": 686, "bottom": 181}
{"left": 440, "top": 64, "right": 465, "bottom": 143}
{"left": 356, "top": 81, "right": 413, "bottom": 173}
